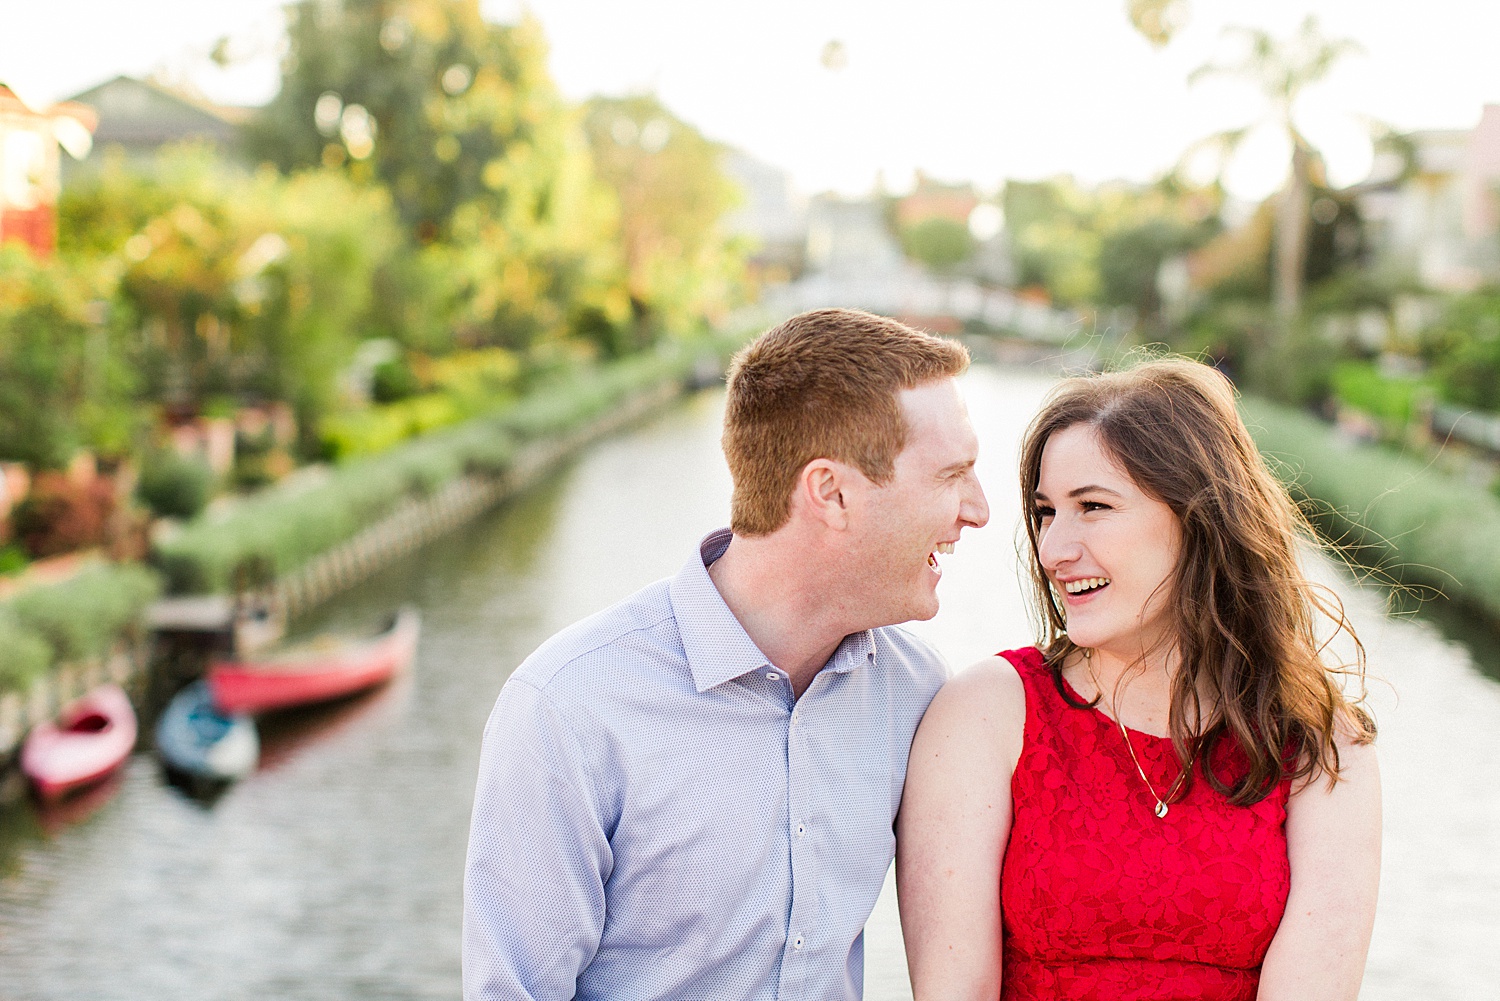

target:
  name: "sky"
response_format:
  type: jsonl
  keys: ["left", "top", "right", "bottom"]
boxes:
{"left": 4, "top": 0, "right": 1498, "bottom": 200}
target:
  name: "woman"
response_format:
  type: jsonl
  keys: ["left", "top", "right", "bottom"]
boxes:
{"left": 896, "top": 358, "right": 1381, "bottom": 1000}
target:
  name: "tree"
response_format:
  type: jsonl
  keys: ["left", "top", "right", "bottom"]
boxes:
{"left": 1125, "top": 0, "right": 1190, "bottom": 47}
{"left": 1000, "top": 176, "right": 1216, "bottom": 313}
{"left": 59, "top": 146, "right": 404, "bottom": 450}
{"left": 249, "top": 0, "right": 623, "bottom": 351}
{"left": 1189, "top": 16, "right": 1361, "bottom": 322}
{"left": 899, "top": 218, "right": 974, "bottom": 273}
{"left": 0, "top": 246, "right": 137, "bottom": 467}
{"left": 581, "top": 95, "right": 744, "bottom": 350}
{"left": 1002, "top": 178, "right": 1102, "bottom": 306}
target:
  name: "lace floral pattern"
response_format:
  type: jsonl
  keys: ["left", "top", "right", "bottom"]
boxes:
{"left": 998, "top": 647, "right": 1290, "bottom": 1001}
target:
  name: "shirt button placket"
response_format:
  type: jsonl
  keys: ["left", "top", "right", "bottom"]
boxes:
{"left": 784, "top": 695, "right": 815, "bottom": 996}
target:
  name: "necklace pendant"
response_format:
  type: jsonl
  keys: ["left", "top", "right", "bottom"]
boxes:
{"left": 1154, "top": 801, "right": 1169, "bottom": 819}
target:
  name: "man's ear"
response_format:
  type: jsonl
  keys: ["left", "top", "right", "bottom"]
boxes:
{"left": 794, "top": 458, "right": 852, "bottom": 530}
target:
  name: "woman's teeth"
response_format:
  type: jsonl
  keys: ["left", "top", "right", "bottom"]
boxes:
{"left": 1064, "top": 577, "right": 1111, "bottom": 594}
{"left": 935, "top": 543, "right": 955, "bottom": 555}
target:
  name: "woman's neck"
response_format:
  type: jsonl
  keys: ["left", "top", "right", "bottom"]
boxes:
{"left": 1065, "top": 643, "right": 1203, "bottom": 738}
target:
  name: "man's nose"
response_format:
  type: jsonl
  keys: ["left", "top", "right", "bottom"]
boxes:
{"left": 962, "top": 474, "right": 990, "bottom": 529}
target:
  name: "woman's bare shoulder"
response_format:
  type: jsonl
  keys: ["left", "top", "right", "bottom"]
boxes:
{"left": 916, "top": 651, "right": 1029, "bottom": 754}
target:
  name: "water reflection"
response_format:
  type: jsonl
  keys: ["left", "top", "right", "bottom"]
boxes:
{"left": 0, "top": 367, "right": 1494, "bottom": 999}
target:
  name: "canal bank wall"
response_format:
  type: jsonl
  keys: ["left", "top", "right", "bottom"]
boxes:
{"left": 1242, "top": 395, "right": 1500, "bottom": 625}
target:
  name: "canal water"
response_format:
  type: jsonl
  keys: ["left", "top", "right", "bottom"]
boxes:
{"left": 0, "top": 366, "right": 1496, "bottom": 999}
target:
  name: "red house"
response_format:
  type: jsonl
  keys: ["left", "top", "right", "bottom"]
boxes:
{"left": 0, "top": 85, "right": 96, "bottom": 256}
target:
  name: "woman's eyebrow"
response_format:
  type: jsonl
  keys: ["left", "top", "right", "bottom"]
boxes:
{"left": 1067, "top": 485, "right": 1123, "bottom": 498}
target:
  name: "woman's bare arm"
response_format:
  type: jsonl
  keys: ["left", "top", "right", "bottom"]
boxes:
{"left": 1257, "top": 731, "right": 1382, "bottom": 1000}
{"left": 896, "top": 656, "right": 1027, "bottom": 1000}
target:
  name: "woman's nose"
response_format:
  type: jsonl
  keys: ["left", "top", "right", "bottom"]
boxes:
{"left": 1037, "top": 516, "right": 1078, "bottom": 570}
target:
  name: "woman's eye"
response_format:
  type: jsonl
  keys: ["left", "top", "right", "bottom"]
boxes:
{"left": 1081, "top": 501, "right": 1110, "bottom": 512}
{"left": 1034, "top": 505, "right": 1055, "bottom": 520}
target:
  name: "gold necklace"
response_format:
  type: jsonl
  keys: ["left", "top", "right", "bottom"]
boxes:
{"left": 1084, "top": 648, "right": 1197, "bottom": 819}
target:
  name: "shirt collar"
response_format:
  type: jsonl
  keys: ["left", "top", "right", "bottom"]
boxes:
{"left": 670, "top": 528, "right": 876, "bottom": 693}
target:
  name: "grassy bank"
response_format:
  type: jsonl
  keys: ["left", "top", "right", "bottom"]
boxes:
{"left": 0, "top": 562, "right": 161, "bottom": 694}
{"left": 1241, "top": 395, "right": 1500, "bottom": 624}
{"left": 153, "top": 332, "right": 744, "bottom": 596}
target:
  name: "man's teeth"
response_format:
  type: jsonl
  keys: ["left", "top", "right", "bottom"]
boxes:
{"left": 935, "top": 543, "right": 955, "bottom": 555}
{"left": 1064, "top": 577, "right": 1111, "bottom": 594}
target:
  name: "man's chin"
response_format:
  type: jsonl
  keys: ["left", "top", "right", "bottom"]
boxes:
{"left": 892, "top": 595, "right": 941, "bottom": 626}
{"left": 908, "top": 601, "right": 940, "bottom": 622}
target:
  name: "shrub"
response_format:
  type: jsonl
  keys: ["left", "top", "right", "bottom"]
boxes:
{"left": 137, "top": 450, "right": 216, "bottom": 519}
{"left": 153, "top": 421, "right": 509, "bottom": 593}
{"left": 371, "top": 358, "right": 421, "bottom": 403}
{"left": 0, "top": 544, "right": 27, "bottom": 575}
{"left": 5, "top": 561, "right": 162, "bottom": 666}
{"left": 1330, "top": 361, "right": 1433, "bottom": 430}
{"left": 1241, "top": 396, "right": 1500, "bottom": 622}
{"left": 0, "top": 612, "right": 52, "bottom": 693}
{"left": 11, "top": 470, "right": 117, "bottom": 558}
{"left": 321, "top": 392, "right": 471, "bottom": 461}
{"left": 1424, "top": 292, "right": 1500, "bottom": 411}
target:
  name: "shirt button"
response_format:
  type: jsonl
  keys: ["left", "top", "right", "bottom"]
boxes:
{"left": 796, "top": 823, "right": 806, "bottom": 837}
{"left": 793, "top": 934, "right": 805, "bottom": 950}
{"left": 766, "top": 672, "right": 778, "bottom": 681}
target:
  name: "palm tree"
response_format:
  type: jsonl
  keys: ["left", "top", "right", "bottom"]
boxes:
{"left": 1125, "top": 0, "right": 1189, "bottom": 47}
{"left": 1188, "top": 16, "right": 1362, "bottom": 321}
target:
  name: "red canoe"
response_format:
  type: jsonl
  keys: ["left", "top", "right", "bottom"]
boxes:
{"left": 21, "top": 684, "right": 138, "bottom": 802}
{"left": 208, "top": 607, "right": 420, "bottom": 715}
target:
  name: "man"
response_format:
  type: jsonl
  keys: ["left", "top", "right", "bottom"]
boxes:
{"left": 463, "top": 308, "right": 989, "bottom": 1000}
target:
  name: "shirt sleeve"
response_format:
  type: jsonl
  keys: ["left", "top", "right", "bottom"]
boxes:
{"left": 462, "top": 676, "right": 613, "bottom": 1001}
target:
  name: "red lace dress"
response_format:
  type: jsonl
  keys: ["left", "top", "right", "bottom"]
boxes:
{"left": 999, "top": 647, "right": 1290, "bottom": 1000}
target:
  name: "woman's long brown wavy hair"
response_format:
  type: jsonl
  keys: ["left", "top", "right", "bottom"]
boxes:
{"left": 1019, "top": 357, "right": 1374, "bottom": 805}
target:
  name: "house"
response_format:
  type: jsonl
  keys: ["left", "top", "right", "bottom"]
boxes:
{"left": 1356, "top": 105, "right": 1500, "bottom": 291}
{"left": 895, "top": 171, "right": 979, "bottom": 230}
{"left": 721, "top": 150, "right": 808, "bottom": 284}
{"left": 804, "top": 194, "right": 905, "bottom": 278}
{"left": 0, "top": 85, "right": 96, "bottom": 256}
{"left": 62, "top": 75, "right": 249, "bottom": 173}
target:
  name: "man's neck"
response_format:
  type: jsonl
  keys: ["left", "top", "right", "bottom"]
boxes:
{"left": 707, "top": 532, "right": 861, "bottom": 697}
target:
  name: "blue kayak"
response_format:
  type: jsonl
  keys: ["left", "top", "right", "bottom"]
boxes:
{"left": 155, "top": 680, "right": 259, "bottom": 781}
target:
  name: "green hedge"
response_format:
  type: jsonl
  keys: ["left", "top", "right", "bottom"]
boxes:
{"left": 0, "top": 562, "right": 163, "bottom": 693}
{"left": 1329, "top": 361, "right": 1433, "bottom": 430}
{"left": 152, "top": 418, "right": 512, "bottom": 594}
{"left": 151, "top": 334, "right": 742, "bottom": 595}
{"left": 1241, "top": 396, "right": 1500, "bottom": 623}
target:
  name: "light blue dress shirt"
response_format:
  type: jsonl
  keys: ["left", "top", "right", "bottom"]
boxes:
{"left": 463, "top": 528, "right": 949, "bottom": 1000}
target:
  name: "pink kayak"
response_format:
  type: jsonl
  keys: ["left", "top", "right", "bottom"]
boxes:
{"left": 208, "top": 607, "right": 420, "bottom": 715}
{"left": 21, "top": 684, "right": 138, "bottom": 801}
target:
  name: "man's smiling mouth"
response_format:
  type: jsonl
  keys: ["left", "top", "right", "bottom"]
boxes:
{"left": 928, "top": 542, "right": 956, "bottom": 575}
